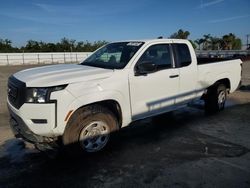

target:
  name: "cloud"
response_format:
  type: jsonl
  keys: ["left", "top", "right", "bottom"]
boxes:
{"left": 208, "top": 14, "right": 250, "bottom": 23}
{"left": 33, "top": 3, "right": 83, "bottom": 14}
{"left": 0, "top": 11, "right": 80, "bottom": 26}
{"left": 33, "top": 2, "right": 146, "bottom": 17}
{"left": 198, "top": 0, "right": 224, "bottom": 8}
{"left": 34, "top": 3, "right": 56, "bottom": 13}
{"left": 9, "top": 27, "right": 51, "bottom": 35}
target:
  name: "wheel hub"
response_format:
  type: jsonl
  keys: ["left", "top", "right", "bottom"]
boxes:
{"left": 79, "top": 121, "right": 110, "bottom": 152}
{"left": 218, "top": 91, "right": 226, "bottom": 109}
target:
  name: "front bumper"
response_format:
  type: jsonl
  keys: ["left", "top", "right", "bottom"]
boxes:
{"left": 8, "top": 99, "right": 57, "bottom": 144}
{"left": 9, "top": 109, "right": 54, "bottom": 143}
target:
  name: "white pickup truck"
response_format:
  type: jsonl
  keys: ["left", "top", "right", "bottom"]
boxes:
{"left": 7, "top": 39, "right": 242, "bottom": 153}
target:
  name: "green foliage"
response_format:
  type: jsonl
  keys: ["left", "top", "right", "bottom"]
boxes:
{"left": 202, "top": 34, "right": 212, "bottom": 50}
{"left": 0, "top": 38, "right": 20, "bottom": 52}
{"left": 0, "top": 32, "right": 243, "bottom": 53}
{"left": 194, "top": 33, "right": 242, "bottom": 50}
{"left": 0, "top": 37, "right": 108, "bottom": 53}
{"left": 195, "top": 38, "right": 205, "bottom": 50}
{"left": 232, "top": 38, "right": 242, "bottom": 50}
{"left": 170, "top": 29, "right": 196, "bottom": 49}
{"left": 170, "top": 29, "right": 190, "bottom": 39}
{"left": 189, "top": 40, "right": 197, "bottom": 49}
{"left": 222, "top": 33, "right": 242, "bottom": 50}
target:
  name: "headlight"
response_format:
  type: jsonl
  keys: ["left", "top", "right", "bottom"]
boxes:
{"left": 26, "top": 88, "right": 48, "bottom": 103}
{"left": 25, "top": 85, "right": 67, "bottom": 103}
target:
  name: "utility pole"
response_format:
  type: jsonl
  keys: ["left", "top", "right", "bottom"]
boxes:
{"left": 247, "top": 34, "right": 250, "bottom": 50}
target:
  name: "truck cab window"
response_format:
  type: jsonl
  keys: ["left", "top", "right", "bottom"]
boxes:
{"left": 173, "top": 43, "right": 192, "bottom": 67}
{"left": 137, "top": 44, "right": 172, "bottom": 70}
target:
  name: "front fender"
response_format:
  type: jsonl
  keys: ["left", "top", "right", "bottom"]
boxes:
{"left": 56, "top": 90, "right": 131, "bottom": 134}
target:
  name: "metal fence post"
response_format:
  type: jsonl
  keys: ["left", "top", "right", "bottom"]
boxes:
{"left": 51, "top": 54, "right": 54, "bottom": 64}
{"left": 38, "top": 54, "right": 40, "bottom": 64}
{"left": 6, "top": 55, "right": 9, "bottom": 65}
{"left": 22, "top": 53, "right": 25, "bottom": 65}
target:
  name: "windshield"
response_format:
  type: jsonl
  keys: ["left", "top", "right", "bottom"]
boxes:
{"left": 81, "top": 42, "right": 144, "bottom": 69}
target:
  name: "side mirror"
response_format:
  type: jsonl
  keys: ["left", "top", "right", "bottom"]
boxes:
{"left": 135, "top": 62, "right": 157, "bottom": 76}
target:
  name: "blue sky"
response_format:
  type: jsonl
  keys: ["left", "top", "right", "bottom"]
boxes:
{"left": 0, "top": 0, "right": 249, "bottom": 47}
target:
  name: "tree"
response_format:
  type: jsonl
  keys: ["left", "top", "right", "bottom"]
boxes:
{"left": 76, "top": 41, "right": 84, "bottom": 51}
{"left": 170, "top": 29, "right": 190, "bottom": 39}
{"left": 0, "top": 33, "right": 243, "bottom": 53}
{"left": 189, "top": 40, "right": 197, "bottom": 49}
{"left": 17, "top": 38, "right": 108, "bottom": 53}
{"left": 210, "top": 37, "right": 222, "bottom": 50}
{"left": 25, "top": 40, "right": 41, "bottom": 52}
{"left": 0, "top": 38, "right": 19, "bottom": 52}
{"left": 202, "top": 34, "right": 211, "bottom": 50}
{"left": 92, "top": 41, "right": 108, "bottom": 51}
{"left": 222, "top": 33, "right": 234, "bottom": 50}
{"left": 44, "top": 43, "right": 57, "bottom": 52}
{"left": 170, "top": 29, "right": 197, "bottom": 48}
{"left": 59, "top": 37, "right": 72, "bottom": 52}
{"left": 195, "top": 38, "right": 205, "bottom": 50}
{"left": 232, "top": 38, "right": 242, "bottom": 50}
{"left": 221, "top": 33, "right": 242, "bottom": 50}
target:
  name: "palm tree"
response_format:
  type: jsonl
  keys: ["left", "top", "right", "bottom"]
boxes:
{"left": 203, "top": 34, "right": 211, "bottom": 50}
{"left": 195, "top": 38, "right": 204, "bottom": 50}
{"left": 170, "top": 29, "right": 190, "bottom": 39}
{"left": 210, "top": 37, "right": 222, "bottom": 50}
{"left": 222, "top": 33, "right": 236, "bottom": 50}
{"left": 232, "top": 38, "right": 242, "bottom": 50}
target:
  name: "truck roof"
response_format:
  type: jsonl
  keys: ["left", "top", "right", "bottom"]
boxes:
{"left": 113, "top": 39, "right": 189, "bottom": 44}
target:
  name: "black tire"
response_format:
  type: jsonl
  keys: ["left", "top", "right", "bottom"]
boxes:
{"left": 62, "top": 105, "right": 118, "bottom": 154}
{"left": 204, "top": 84, "right": 227, "bottom": 114}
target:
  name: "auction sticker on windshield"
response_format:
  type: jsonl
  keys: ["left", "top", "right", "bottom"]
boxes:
{"left": 127, "top": 42, "right": 143, "bottom": 46}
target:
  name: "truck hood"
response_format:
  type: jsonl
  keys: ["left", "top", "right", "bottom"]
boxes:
{"left": 13, "top": 64, "right": 114, "bottom": 87}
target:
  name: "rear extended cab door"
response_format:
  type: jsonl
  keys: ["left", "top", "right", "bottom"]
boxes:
{"left": 171, "top": 40, "right": 198, "bottom": 104}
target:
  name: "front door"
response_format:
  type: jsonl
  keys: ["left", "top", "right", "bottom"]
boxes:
{"left": 129, "top": 44, "right": 179, "bottom": 120}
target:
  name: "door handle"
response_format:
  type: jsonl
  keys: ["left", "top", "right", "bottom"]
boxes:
{"left": 169, "top": 75, "right": 179, "bottom": 78}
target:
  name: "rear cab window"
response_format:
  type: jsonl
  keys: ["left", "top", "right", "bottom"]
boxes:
{"left": 172, "top": 43, "right": 192, "bottom": 67}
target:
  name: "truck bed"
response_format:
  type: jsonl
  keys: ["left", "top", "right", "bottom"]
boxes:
{"left": 197, "top": 59, "right": 242, "bottom": 94}
{"left": 197, "top": 57, "right": 231, "bottom": 65}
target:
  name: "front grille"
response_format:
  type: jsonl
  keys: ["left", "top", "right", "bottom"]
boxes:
{"left": 8, "top": 76, "right": 26, "bottom": 109}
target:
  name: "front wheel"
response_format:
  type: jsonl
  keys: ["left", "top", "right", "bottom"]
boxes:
{"left": 205, "top": 84, "right": 227, "bottom": 114}
{"left": 62, "top": 105, "right": 118, "bottom": 153}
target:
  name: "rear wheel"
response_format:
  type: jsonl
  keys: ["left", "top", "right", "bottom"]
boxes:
{"left": 205, "top": 84, "right": 227, "bottom": 114}
{"left": 63, "top": 105, "right": 118, "bottom": 153}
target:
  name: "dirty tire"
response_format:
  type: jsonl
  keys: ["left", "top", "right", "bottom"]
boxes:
{"left": 205, "top": 84, "right": 227, "bottom": 114}
{"left": 62, "top": 105, "right": 118, "bottom": 154}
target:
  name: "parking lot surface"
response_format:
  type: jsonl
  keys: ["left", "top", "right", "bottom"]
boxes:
{"left": 0, "top": 62, "right": 250, "bottom": 188}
